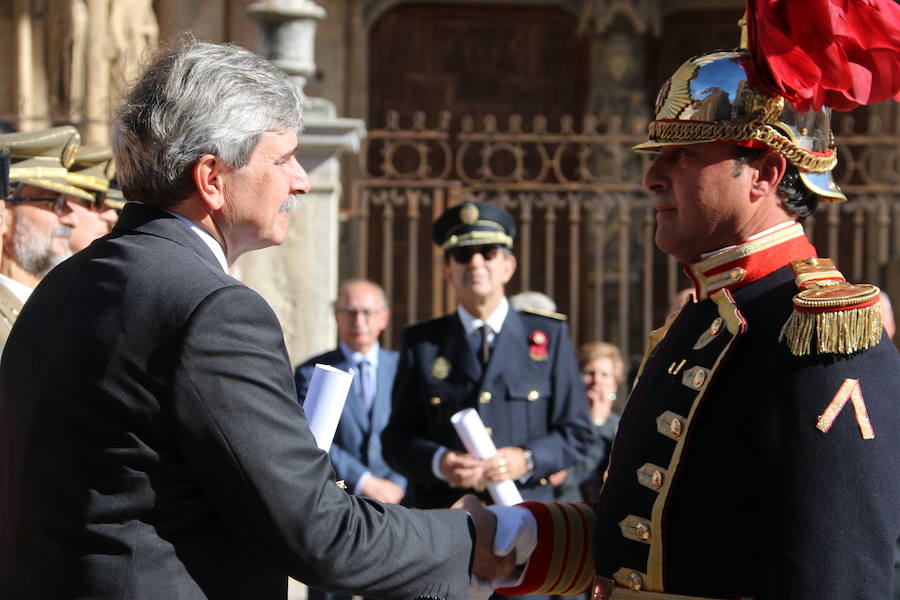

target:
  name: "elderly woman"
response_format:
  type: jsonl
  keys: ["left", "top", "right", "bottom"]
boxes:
{"left": 552, "top": 341, "right": 623, "bottom": 503}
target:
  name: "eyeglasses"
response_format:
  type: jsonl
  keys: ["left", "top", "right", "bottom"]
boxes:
{"left": 336, "top": 307, "right": 384, "bottom": 320}
{"left": 65, "top": 193, "right": 111, "bottom": 212}
{"left": 7, "top": 195, "right": 70, "bottom": 215}
{"left": 447, "top": 244, "right": 504, "bottom": 264}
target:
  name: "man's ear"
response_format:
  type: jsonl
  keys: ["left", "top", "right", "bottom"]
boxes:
{"left": 501, "top": 252, "right": 517, "bottom": 284}
{"left": 192, "top": 154, "right": 226, "bottom": 211}
{"left": 750, "top": 151, "right": 787, "bottom": 201}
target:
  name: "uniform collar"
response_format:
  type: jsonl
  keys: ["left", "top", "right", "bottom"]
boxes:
{"left": 686, "top": 221, "right": 816, "bottom": 299}
{"left": 457, "top": 296, "right": 510, "bottom": 336}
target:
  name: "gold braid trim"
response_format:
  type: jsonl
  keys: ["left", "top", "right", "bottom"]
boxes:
{"left": 779, "top": 303, "right": 883, "bottom": 356}
{"left": 648, "top": 118, "right": 837, "bottom": 173}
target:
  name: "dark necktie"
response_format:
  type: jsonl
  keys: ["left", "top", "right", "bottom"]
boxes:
{"left": 479, "top": 324, "right": 492, "bottom": 367}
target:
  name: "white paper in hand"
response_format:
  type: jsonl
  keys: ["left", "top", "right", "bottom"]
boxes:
{"left": 451, "top": 408, "right": 524, "bottom": 506}
{"left": 303, "top": 363, "right": 353, "bottom": 452}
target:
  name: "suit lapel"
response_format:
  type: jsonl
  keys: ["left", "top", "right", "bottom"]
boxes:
{"left": 481, "top": 308, "right": 527, "bottom": 385}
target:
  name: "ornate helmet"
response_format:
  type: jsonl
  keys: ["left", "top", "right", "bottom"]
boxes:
{"left": 633, "top": 49, "right": 846, "bottom": 202}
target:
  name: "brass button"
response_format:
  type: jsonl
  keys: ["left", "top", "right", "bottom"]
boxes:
{"left": 479, "top": 391, "right": 492, "bottom": 404}
{"left": 335, "top": 480, "right": 347, "bottom": 490}
{"left": 637, "top": 463, "right": 667, "bottom": 492}
{"left": 619, "top": 515, "right": 652, "bottom": 544}
{"left": 484, "top": 426, "right": 493, "bottom": 437}
{"left": 430, "top": 396, "right": 441, "bottom": 406}
{"left": 527, "top": 389, "right": 540, "bottom": 401}
{"left": 628, "top": 572, "right": 643, "bottom": 591}
{"left": 693, "top": 369, "right": 706, "bottom": 388}
{"left": 656, "top": 411, "right": 686, "bottom": 440}
{"left": 539, "top": 478, "right": 548, "bottom": 486}
{"left": 805, "top": 257, "right": 819, "bottom": 265}
{"left": 681, "top": 366, "right": 710, "bottom": 391}
{"left": 669, "top": 418, "right": 682, "bottom": 437}
{"left": 730, "top": 267, "right": 746, "bottom": 282}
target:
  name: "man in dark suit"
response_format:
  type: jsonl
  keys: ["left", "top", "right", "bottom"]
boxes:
{"left": 0, "top": 41, "right": 502, "bottom": 600}
{"left": 382, "top": 201, "right": 592, "bottom": 512}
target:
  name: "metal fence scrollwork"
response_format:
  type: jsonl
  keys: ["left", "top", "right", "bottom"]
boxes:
{"left": 351, "top": 106, "right": 900, "bottom": 363}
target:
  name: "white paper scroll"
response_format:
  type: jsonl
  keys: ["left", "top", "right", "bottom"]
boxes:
{"left": 303, "top": 363, "right": 354, "bottom": 452}
{"left": 451, "top": 408, "right": 524, "bottom": 506}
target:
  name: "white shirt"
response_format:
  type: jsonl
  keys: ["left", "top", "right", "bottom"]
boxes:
{"left": 165, "top": 210, "right": 229, "bottom": 273}
{"left": 0, "top": 274, "right": 33, "bottom": 304}
{"left": 456, "top": 296, "right": 510, "bottom": 353}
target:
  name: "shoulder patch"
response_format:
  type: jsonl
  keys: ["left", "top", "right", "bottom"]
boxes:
{"left": 779, "top": 257, "right": 883, "bottom": 356}
{"left": 518, "top": 307, "right": 568, "bottom": 321}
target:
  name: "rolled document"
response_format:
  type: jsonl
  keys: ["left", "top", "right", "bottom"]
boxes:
{"left": 303, "top": 363, "right": 354, "bottom": 452}
{"left": 451, "top": 408, "right": 524, "bottom": 506}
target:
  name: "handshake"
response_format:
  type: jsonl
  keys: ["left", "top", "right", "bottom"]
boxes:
{"left": 454, "top": 495, "right": 521, "bottom": 586}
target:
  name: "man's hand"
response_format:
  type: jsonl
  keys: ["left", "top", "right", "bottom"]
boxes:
{"left": 440, "top": 450, "right": 485, "bottom": 488}
{"left": 358, "top": 476, "right": 405, "bottom": 504}
{"left": 453, "top": 494, "right": 517, "bottom": 583}
{"left": 482, "top": 447, "right": 528, "bottom": 482}
{"left": 548, "top": 469, "right": 568, "bottom": 487}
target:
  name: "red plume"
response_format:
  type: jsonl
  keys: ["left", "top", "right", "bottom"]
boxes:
{"left": 746, "top": 0, "right": 900, "bottom": 112}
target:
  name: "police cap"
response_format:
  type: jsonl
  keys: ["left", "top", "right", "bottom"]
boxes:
{"left": 432, "top": 201, "right": 516, "bottom": 252}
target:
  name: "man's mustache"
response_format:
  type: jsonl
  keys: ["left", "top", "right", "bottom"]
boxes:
{"left": 279, "top": 194, "right": 303, "bottom": 213}
{"left": 52, "top": 226, "right": 72, "bottom": 239}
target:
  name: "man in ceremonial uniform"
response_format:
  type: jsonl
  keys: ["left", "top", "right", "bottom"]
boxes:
{"left": 485, "top": 29, "right": 900, "bottom": 600}
{"left": 0, "top": 126, "right": 87, "bottom": 349}
{"left": 65, "top": 145, "right": 120, "bottom": 252}
{"left": 382, "top": 201, "right": 592, "bottom": 512}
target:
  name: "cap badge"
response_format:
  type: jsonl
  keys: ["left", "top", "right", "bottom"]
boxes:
{"left": 431, "top": 356, "right": 451, "bottom": 380}
{"left": 528, "top": 330, "right": 548, "bottom": 361}
{"left": 460, "top": 202, "right": 479, "bottom": 225}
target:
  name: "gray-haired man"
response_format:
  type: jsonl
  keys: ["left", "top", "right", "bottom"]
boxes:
{"left": 0, "top": 41, "right": 504, "bottom": 599}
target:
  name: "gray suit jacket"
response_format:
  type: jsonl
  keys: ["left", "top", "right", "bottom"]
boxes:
{"left": 295, "top": 348, "right": 406, "bottom": 493}
{"left": 0, "top": 203, "right": 473, "bottom": 600}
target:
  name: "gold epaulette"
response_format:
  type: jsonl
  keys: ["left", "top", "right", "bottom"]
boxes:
{"left": 519, "top": 307, "right": 568, "bottom": 321}
{"left": 779, "top": 257, "right": 883, "bottom": 356}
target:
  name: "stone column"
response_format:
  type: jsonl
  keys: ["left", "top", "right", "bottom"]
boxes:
{"left": 245, "top": 0, "right": 366, "bottom": 366}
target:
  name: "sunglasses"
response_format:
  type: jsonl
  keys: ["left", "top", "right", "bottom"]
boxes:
{"left": 447, "top": 244, "right": 505, "bottom": 263}
{"left": 6, "top": 195, "right": 70, "bottom": 215}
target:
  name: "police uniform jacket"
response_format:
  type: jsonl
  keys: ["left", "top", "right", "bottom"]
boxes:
{"left": 382, "top": 306, "right": 592, "bottom": 509}
{"left": 500, "top": 223, "right": 900, "bottom": 599}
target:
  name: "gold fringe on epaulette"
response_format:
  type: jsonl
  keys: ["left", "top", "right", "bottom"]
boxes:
{"left": 779, "top": 304, "right": 883, "bottom": 356}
